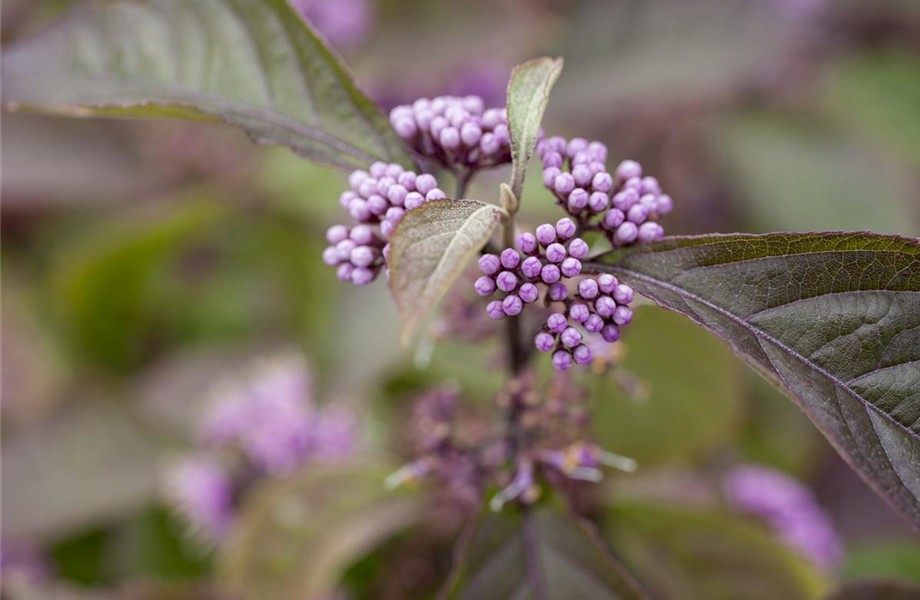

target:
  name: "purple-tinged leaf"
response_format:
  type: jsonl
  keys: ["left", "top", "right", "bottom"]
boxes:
{"left": 586, "top": 232, "right": 920, "bottom": 529}
{"left": 1, "top": 0, "right": 414, "bottom": 171}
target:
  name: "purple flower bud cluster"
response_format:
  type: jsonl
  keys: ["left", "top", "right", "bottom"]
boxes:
{"left": 162, "top": 355, "right": 357, "bottom": 543}
{"left": 389, "top": 96, "right": 511, "bottom": 171}
{"left": 535, "top": 273, "right": 634, "bottom": 371}
{"left": 536, "top": 136, "right": 672, "bottom": 246}
{"left": 323, "top": 163, "right": 446, "bottom": 285}
{"left": 475, "top": 217, "right": 587, "bottom": 319}
{"left": 723, "top": 465, "right": 843, "bottom": 570}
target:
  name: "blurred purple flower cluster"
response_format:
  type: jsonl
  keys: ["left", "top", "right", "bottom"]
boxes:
{"left": 162, "top": 354, "right": 357, "bottom": 543}
{"left": 723, "top": 464, "right": 844, "bottom": 569}
{"left": 289, "top": 0, "right": 372, "bottom": 48}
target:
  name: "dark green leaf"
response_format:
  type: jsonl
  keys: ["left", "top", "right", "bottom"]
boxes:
{"left": 824, "top": 580, "right": 920, "bottom": 600}
{"left": 1, "top": 0, "right": 413, "bottom": 170}
{"left": 587, "top": 232, "right": 920, "bottom": 528}
{"left": 507, "top": 57, "right": 563, "bottom": 198}
{"left": 604, "top": 501, "right": 830, "bottom": 600}
{"left": 388, "top": 199, "right": 504, "bottom": 343}
{"left": 218, "top": 460, "right": 420, "bottom": 600}
{"left": 448, "top": 509, "right": 651, "bottom": 600}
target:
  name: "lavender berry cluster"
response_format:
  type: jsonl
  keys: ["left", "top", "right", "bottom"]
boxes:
{"left": 322, "top": 162, "right": 446, "bottom": 285}
{"left": 537, "top": 137, "right": 672, "bottom": 246}
{"left": 534, "top": 273, "right": 633, "bottom": 371}
{"left": 475, "top": 217, "right": 587, "bottom": 320}
{"left": 390, "top": 95, "right": 512, "bottom": 172}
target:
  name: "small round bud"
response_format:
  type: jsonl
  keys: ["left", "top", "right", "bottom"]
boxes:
{"left": 430, "top": 116, "right": 448, "bottom": 139}
{"left": 534, "top": 332, "right": 555, "bottom": 353}
{"left": 322, "top": 246, "right": 340, "bottom": 266}
{"left": 596, "top": 296, "right": 617, "bottom": 318}
{"left": 584, "top": 314, "right": 604, "bottom": 333}
{"left": 547, "top": 282, "right": 568, "bottom": 302}
{"left": 460, "top": 122, "right": 482, "bottom": 147}
{"left": 592, "top": 172, "right": 613, "bottom": 193}
{"left": 386, "top": 163, "right": 404, "bottom": 178}
{"left": 369, "top": 161, "right": 387, "bottom": 178}
{"left": 462, "top": 95, "right": 484, "bottom": 114}
{"left": 573, "top": 344, "right": 593, "bottom": 365}
{"left": 502, "top": 294, "right": 524, "bottom": 316}
{"left": 521, "top": 256, "right": 543, "bottom": 279}
{"left": 541, "top": 264, "right": 561, "bottom": 284}
{"left": 547, "top": 313, "right": 568, "bottom": 334}
{"left": 496, "top": 271, "right": 519, "bottom": 293}
{"left": 598, "top": 274, "right": 618, "bottom": 293}
{"left": 440, "top": 127, "right": 461, "bottom": 149}
{"left": 561, "top": 257, "right": 582, "bottom": 278}
{"left": 588, "top": 191, "right": 610, "bottom": 213}
{"left": 567, "top": 188, "right": 589, "bottom": 212}
{"left": 519, "top": 282, "right": 539, "bottom": 303}
{"left": 482, "top": 108, "right": 504, "bottom": 129}
{"left": 542, "top": 167, "right": 562, "bottom": 188}
{"left": 561, "top": 327, "right": 582, "bottom": 348}
{"left": 616, "top": 159, "right": 642, "bottom": 181}
{"left": 640, "top": 176, "right": 661, "bottom": 195}
{"left": 474, "top": 276, "right": 496, "bottom": 296}
{"left": 385, "top": 207, "right": 406, "bottom": 223}
{"left": 336, "top": 263, "right": 354, "bottom": 282}
{"left": 404, "top": 192, "right": 425, "bottom": 211}
{"left": 587, "top": 141, "right": 608, "bottom": 161}
{"left": 351, "top": 267, "right": 376, "bottom": 286}
{"left": 542, "top": 152, "right": 563, "bottom": 169}
{"left": 348, "top": 198, "right": 372, "bottom": 222}
{"left": 335, "top": 239, "right": 356, "bottom": 261}
{"left": 613, "top": 189, "right": 639, "bottom": 211}
{"left": 516, "top": 233, "right": 538, "bottom": 254}
{"left": 536, "top": 224, "right": 557, "bottom": 246}
{"left": 639, "top": 193, "right": 658, "bottom": 211}
{"left": 627, "top": 204, "right": 649, "bottom": 225}
{"left": 555, "top": 218, "right": 576, "bottom": 241}
{"left": 552, "top": 350, "right": 573, "bottom": 371}
{"left": 350, "top": 226, "right": 374, "bottom": 244}
{"left": 638, "top": 221, "right": 664, "bottom": 242}
{"left": 614, "top": 222, "right": 639, "bottom": 245}
{"left": 568, "top": 238, "right": 589, "bottom": 260}
{"left": 388, "top": 184, "right": 408, "bottom": 206}
{"left": 603, "top": 208, "right": 625, "bottom": 230}
{"left": 613, "top": 284, "right": 634, "bottom": 305}
{"left": 487, "top": 301, "right": 505, "bottom": 320}
{"left": 380, "top": 219, "right": 395, "bottom": 238}
{"left": 566, "top": 137, "right": 588, "bottom": 158}
{"left": 578, "top": 278, "right": 599, "bottom": 299}
{"left": 546, "top": 136, "right": 567, "bottom": 155}
{"left": 397, "top": 171, "right": 417, "bottom": 191}
{"left": 569, "top": 303, "right": 590, "bottom": 323}
{"left": 479, "top": 254, "right": 501, "bottom": 275}
{"left": 416, "top": 174, "right": 437, "bottom": 195}
{"left": 500, "top": 248, "right": 521, "bottom": 270}
{"left": 572, "top": 164, "right": 593, "bottom": 187}
{"left": 656, "top": 194, "right": 674, "bottom": 214}
{"left": 340, "top": 190, "right": 358, "bottom": 209}
{"left": 393, "top": 117, "right": 417, "bottom": 138}
{"left": 492, "top": 123, "right": 510, "bottom": 144}
{"left": 600, "top": 323, "right": 620, "bottom": 343}
{"left": 554, "top": 173, "right": 575, "bottom": 195}
{"left": 367, "top": 194, "right": 389, "bottom": 216}
{"left": 382, "top": 243, "right": 391, "bottom": 261}
{"left": 376, "top": 176, "right": 395, "bottom": 196}
{"left": 348, "top": 170, "right": 369, "bottom": 190}
{"left": 426, "top": 188, "right": 447, "bottom": 201}
{"left": 350, "top": 246, "right": 378, "bottom": 268}
{"left": 546, "top": 243, "right": 567, "bottom": 263}
{"left": 613, "top": 305, "right": 633, "bottom": 326}
{"left": 326, "top": 225, "right": 349, "bottom": 244}
{"left": 480, "top": 133, "right": 500, "bottom": 155}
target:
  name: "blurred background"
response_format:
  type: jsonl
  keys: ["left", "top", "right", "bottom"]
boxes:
{"left": 2, "top": 0, "right": 919, "bottom": 598}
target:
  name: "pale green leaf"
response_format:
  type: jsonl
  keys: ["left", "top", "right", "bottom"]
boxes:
{"left": 507, "top": 57, "right": 563, "bottom": 198}
{"left": 388, "top": 199, "right": 504, "bottom": 343}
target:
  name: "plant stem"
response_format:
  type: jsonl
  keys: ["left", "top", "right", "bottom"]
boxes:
{"left": 455, "top": 168, "right": 472, "bottom": 199}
